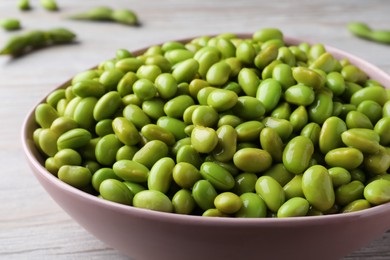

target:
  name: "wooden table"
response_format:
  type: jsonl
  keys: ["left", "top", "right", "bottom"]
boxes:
{"left": 1, "top": 0, "right": 389, "bottom": 259}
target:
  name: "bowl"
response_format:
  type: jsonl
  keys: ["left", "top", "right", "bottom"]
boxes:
{"left": 22, "top": 34, "right": 390, "bottom": 260}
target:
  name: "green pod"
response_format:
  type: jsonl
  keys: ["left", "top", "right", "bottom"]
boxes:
{"left": 95, "top": 134, "right": 122, "bottom": 166}
{"left": 325, "top": 147, "right": 364, "bottom": 170}
{"left": 283, "top": 175, "right": 304, "bottom": 200}
{"left": 164, "top": 95, "right": 195, "bottom": 118}
{"left": 99, "top": 69, "right": 125, "bottom": 91}
{"left": 235, "top": 121, "right": 264, "bottom": 142}
{"left": 235, "top": 192, "right": 267, "bottom": 218}
{"left": 282, "top": 136, "right": 314, "bottom": 175}
{"left": 326, "top": 72, "right": 345, "bottom": 96}
{"left": 141, "top": 124, "right": 175, "bottom": 146}
{"left": 277, "top": 197, "right": 309, "bottom": 218}
{"left": 300, "top": 122, "right": 321, "bottom": 147}
{"left": 232, "top": 96, "right": 265, "bottom": 120}
{"left": 254, "top": 43, "right": 278, "bottom": 70}
{"left": 117, "top": 72, "right": 138, "bottom": 97}
{"left": 46, "top": 28, "right": 76, "bottom": 43}
{"left": 154, "top": 73, "right": 178, "bottom": 99}
{"left": 57, "top": 128, "right": 91, "bottom": 150}
{"left": 92, "top": 168, "right": 122, "bottom": 192}
{"left": 233, "top": 148, "right": 272, "bottom": 173}
{"left": 255, "top": 176, "right": 285, "bottom": 212}
{"left": 335, "top": 180, "right": 365, "bottom": 206}
{"left": 214, "top": 192, "right": 242, "bottom": 214}
{"left": 99, "top": 179, "right": 133, "bottom": 205}
{"left": 364, "top": 179, "right": 390, "bottom": 205}
{"left": 192, "top": 180, "right": 218, "bottom": 211}
{"left": 148, "top": 157, "right": 175, "bottom": 193}
{"left": 35, "top": 103, "right": 58, "bottom": 128}
{"left": 132, "top": 78, "right": 157, "bottom": 101}
{"left": 346, "top": 110, "right": 373, "bottom": 129}
{"left": 172, "top": 189, "right": 196, "bottom": 215}
{"left": 57, "top": 165, "right": 91, "bottom": 190}
{"left": 172, "top": 58, "right": 199, "bottom": 83}
{"left": 302, "top": 165, "right": 335, "bottom": 212}
{"left": 157, "top": 116, "right": 187, "bottom": 140}
{"left": 364, "top": 148, "right": 390, "bottom": 175}
{"left": 260, "top": 127, "right": 283, "bottom": 163}
{"left": 111, "top": 9, "right": 138, "bottom": 25}
{"left": 93, "top": 91, "right": 122, "bottom": 121}
{"left": 115, "top": 57, "right": 144, "bottom": 73}
{"left": 263, "top": 163, "right": 294, "bottom": 187}
{"left": 206, "top": 60, "right": 232, "bottom": 86}
{"left": 123, "top": 104, "right": 151, "bottom": 130}
{"left": 73, "top": 97, "right": 97, "bottom": 130}
{"left": 113, "top": 159, "right": 149, "bottom": 183}
{"left": 319, "top": 116, "right": 347, "bottom": 154}
{"left": 342, "top": 199, "right": 371, "bottom": 213}
{"left": 328, "top": 167, "right": 351, "bottom": 187}
{"left": 308, "top": 88, "right": 333, "bottom": 125}
{"left": 207, "top": 89, "right": 238, "bottom": 112}
{"left": 132, "top": 140, "right": 169, "bottom": 169}
{"left": 256, "top": 78, "right": 282, "bottom": 113}
{"left": 237, "top": 68, "right": 260, "bottom": 97}
{"left": 133, "top": 190, "right": 172, "bottom": 213}
{"left": 347, "top": 22, "right": 372, "bottom": 38}
{"left": 39, "top": 129, "right": 60, "bottom": 156}
{"left": 213, "top": 125, "right": 237, "bottom": 162}
{"left": 284, "top": 84, "right": 315, "bottom": 106}
{"left": 374, "top": 117, "right": 390, "bottom": 145}
{"left": 289, "top": 106, "right": 308, "bottom": 132}
{"left": 191, "top": 126, "right": 218, "bottom": 154}
{"left": 0, "top": 34, "right": 29, "bottom": 56}
{"left": 112, "top": 117, "right": 141, "bottom": 146}
{"left": 233, "top": 173, "right": 257, "bottom": 195}
{"left": 272, "top": 63, "right": 296, "bottom": 90}
{"left": 172, "top": 162, "right": 202, "bottom": 189}
{"left": 262, "top": 117, "right": 293, "bottom": 142}
{"left": 50, "top": 117, "right": 78, "bottom": 135}
{"left": 341, "top": 128, "right": 380, "bottom": 154}
{"left": 351, "top": 86, "right": 388, "bottom": 107}
{"left": 72, "top": 80, "right": 105, "bottom": 98}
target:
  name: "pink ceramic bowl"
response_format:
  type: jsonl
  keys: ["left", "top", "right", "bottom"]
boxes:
{"left": 22, "top": 35, "right": 390, "bottom": 260}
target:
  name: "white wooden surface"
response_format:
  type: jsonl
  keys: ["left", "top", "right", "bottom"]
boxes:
{"left": 1, "top": 0, "right": 390, "bottom": 259}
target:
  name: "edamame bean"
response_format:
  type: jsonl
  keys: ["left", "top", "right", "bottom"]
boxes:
{"left": 95, "top": 134, "right": 122, "bottom": 166}
{"left": 192, "top": 180, "right": 218, "bottom": 211}
{"left": 260, "top": 127, "right": 283, "bottom": 163}
{"left": 341, "top": 199, "right": 371, "bottom": 213}
{"left": 57, "top": 128, "right": 91, "bottom": 150}
{"left": 214, "top": 192, "right": 242, "bottom": 214}
{"left": 302, "top": 165, "right": 335, "bottom": 212}
{"left": 207, "top": 89, "right": 238, "bottom": 111}
{"left": 277, "top": 197, "right": 309, "bottom": 218}
{"left": 200, "top": 162, "right": 235, "bottom": 190}
{"left": 93, "top": 91, "right": 122, "bottom": 121}
{"left": 235, "top": 192, "right": 267, "bottom": 218}
{"left": 58, "top": 165, "right": 91, "bottom": 189}
{"left": 148, "top": 157, "right": 175, "bottom": 193}
{"left": 141, "top": 124, "right": 175, "bottom": 146}
{"left": 92, "top": 168, "right": 122, "bottom": 191}
{"left": 256, "top": 78, "right": 282, "bottom": 112}
{"left": 283, "top": 175, "right": 304, "bottom": 200}
{"left": 191, "top": 126, "right": 218, "bottom": 154}
{"left": 328, "top": 167, "right": 351, "bottom": 187}
{"left": 213, "top": 125, "right": 237, "bottom": 162}
{"left": 172, "top": 189, "right": 196, "bottom": 215}
{"left": 283, "top": 136, "right": 314, "bottom": 175}
{"left": 133, "top": 190, "right": 172, "bottom": 212}
{"left": 341, "top": 128, "right": 380, "bottom": 154}
{"left": 206, "top": 61, "right": 232, "bottom": 86}
{"left": 132, "top": 140, "right": 169, "bottom": 169}
{"left": 233, "top": 148, "right": 272, "bottom": 173}
{"left": 284, "top": 84, "right": 315, "bottom": 106}
{"left": 335, "top": 180, "right": 364, "bottom": 206}
{"left": 364, "top": 179, "right": 390, "bottom": 205}
{"left": 319, "top": 117, "right": 347, "bottom": 154}
{"left": 255, "top": 176, "right": 285, "bottom": 212}
{"left": 325, "top": 147, "right": 364, "bottom": 170}
{"left": 172, "top": 162, "right": 202, "bottom": 189}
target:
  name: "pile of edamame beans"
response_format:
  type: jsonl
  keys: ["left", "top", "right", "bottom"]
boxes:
{"left": 33, "top": 28, "right": 390, "bottom": 218}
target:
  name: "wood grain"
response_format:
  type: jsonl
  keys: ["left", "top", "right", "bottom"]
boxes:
{"left": 1, "top": 0, "right": 389, "bottom": 259}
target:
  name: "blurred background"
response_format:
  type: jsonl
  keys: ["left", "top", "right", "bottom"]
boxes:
{"left": 1, "top": 0, "right": 389, "bottom": 259}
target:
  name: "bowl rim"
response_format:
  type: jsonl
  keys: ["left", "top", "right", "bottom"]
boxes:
{"left": 21, "top": 34, "right": 390, "bottom": 226}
